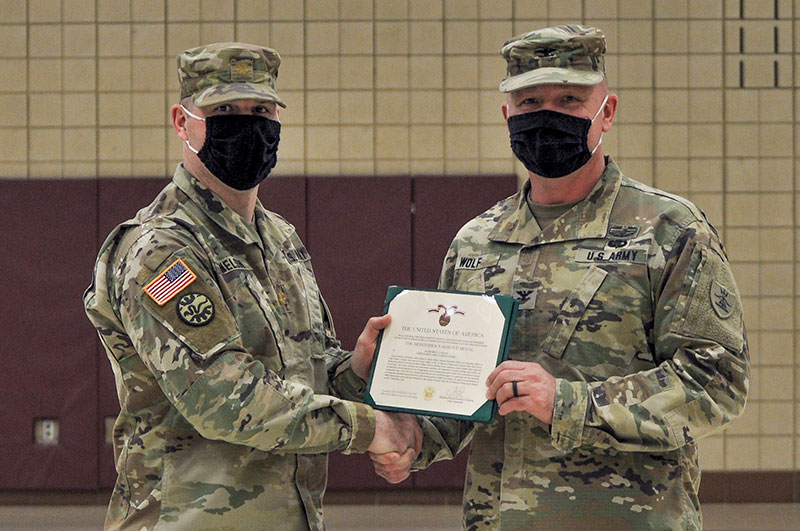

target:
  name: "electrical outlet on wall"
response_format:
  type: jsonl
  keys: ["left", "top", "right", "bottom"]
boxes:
{"left": 34, "top": 419, "right": 59, "bottom": 446}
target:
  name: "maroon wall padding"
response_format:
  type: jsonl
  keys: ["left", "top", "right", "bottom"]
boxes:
{"left": 699, "top": 471, "right": 800, "bottom": 503}
{"left": 96, "top": 177, "right": 169, "bottom": 488}
{"left": 306, "top": 178, "right": 412, "bottom": 490}
{"left": 97, "top": 176, "right": 306, "bottom": 243}
{"left": 0, "top": 180, "right": 100, "bottom": 489}
{"left": 258, "top": 177, "right": 306, "bottom": 241}
{"left": 411, "top": 448, "right": 471, "bottom": 489}
{"left": 413, "top": 176, "right": 519, "bottom": 289}
{"left": 0, "top": 175, "right": 512, "bottom": 492}
{"left": 326, "top": 453, "right": 413, "bottom": 490}
{"left": 312, "top": 177, "right": 518, "bottom": 491}
{"left": 97, "top": 178, "right": 171, "bottom": 243}
{"left": 306, "top": 177, "right": 413, "bottom": 349}
{"left": 403, "top": 176, "right": 517, "bottom": 490}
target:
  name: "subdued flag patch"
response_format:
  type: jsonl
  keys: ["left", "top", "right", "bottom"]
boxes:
{"left": 144, "top": 258, "right": 197, "bottom": 305}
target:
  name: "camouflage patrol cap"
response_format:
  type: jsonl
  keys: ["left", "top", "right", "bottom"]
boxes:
{"left": 178, "top": 42, "right": 286, "bottom": 108}
{"left": 499, "top": 25, "right": 606, "bottom": 92}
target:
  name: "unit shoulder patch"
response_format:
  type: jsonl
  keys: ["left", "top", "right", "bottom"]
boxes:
{"left": 176, "top": 292, "right": 215, "bottom": 326}
{"left": 710, "top": 279, "right": 734, "bottom": 319}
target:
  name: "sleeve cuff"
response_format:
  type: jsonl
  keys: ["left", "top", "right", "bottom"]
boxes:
{"left": 331, "top": 358, "right": 368, "bottom": 401}
{"left": 550, "top": 378, "right": 590, "bottom": 453}
{"left": 412, "top": 416, "right": 455, "bottom": 470}
{"left": 340, "top": 401, "right": 376, "bottom": 454}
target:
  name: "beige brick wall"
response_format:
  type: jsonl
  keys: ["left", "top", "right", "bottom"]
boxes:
{"left": 1, "top": 0, "right": 797, "bottom": 472}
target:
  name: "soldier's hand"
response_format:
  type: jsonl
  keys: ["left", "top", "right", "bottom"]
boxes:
{"left": 351, "top": 314, "right": 391, "bottom": 380}
{"left": 369, "top": 448, "right": 417, "bottom": 484}
{"left": 366, "top": 411, "right": 422, "bottom": 483}
{"left": 486, "top": 360, "right": 556, "bottom": 424}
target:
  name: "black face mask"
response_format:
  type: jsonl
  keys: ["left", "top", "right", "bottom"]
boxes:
{"left": 183, "top": 107, "right": 281, "bottom": 190}
{"left": 507, "top": 96, "right": 606, "bottom": 179}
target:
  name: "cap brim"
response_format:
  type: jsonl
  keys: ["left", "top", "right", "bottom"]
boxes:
{"left": 499, "top": 67, "right": 604, "bottom": 93}
{"left": 193, "top": 82, "right": 286, "bottom": 108}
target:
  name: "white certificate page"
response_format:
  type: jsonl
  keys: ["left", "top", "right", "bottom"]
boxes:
{"left": 370, "top": 289, "right": 506, "bottom": 417}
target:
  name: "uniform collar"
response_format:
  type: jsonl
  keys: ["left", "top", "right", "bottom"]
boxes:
{"left": 488, "top": 157, "right": 623, "bottom": 245}
{"left": 173, "top": 164, "right": 265, "bottom": 250}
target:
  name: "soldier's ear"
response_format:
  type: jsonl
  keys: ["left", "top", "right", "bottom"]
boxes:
{"left": 171, "top": 104, "right": 190, "bottom": 140}
{"left": 600, "top": 94, "right": 618, "bottom": 132}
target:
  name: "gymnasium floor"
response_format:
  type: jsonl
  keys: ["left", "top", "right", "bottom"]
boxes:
{"left": 1, "top": 502, "right": 799, "bottom": 530}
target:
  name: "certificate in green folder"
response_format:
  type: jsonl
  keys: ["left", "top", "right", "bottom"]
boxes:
{"left": 365, "top": 286, "right": 518, "bottom": 423}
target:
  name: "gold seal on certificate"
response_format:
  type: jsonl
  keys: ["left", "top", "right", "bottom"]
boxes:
{"left": 365, "top": 286, "right": 518, "bottom": 423}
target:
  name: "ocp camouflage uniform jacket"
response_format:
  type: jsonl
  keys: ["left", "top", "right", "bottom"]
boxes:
{"left": 84, "top": 165, "right": 375, "bottom": 530}
{"left": 417, "top": 158, "right": 749, "bottom": 530}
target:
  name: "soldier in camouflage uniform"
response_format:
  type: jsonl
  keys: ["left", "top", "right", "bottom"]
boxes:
{"left": 371, "top": 25, "right": 749, "bottom": 529}
{"left": 84, "top": 42, "right": 420, "bottom": 530}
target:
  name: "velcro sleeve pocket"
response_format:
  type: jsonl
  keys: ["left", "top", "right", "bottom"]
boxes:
{"left": 677, "top": 246, "right": 744, "bottom": 353}
{"left": 136, "top": 248, "right": 241, "bottom": 360}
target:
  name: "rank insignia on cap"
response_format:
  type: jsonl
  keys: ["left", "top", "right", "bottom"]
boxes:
{"left": 176, "top": 292, "right": 215, "bottom": 326}
{"left": 144, "top": 258, "right": 197, "bottom": 306}
{"left": 231, "top": 58, "right": 253, "bottom": 80}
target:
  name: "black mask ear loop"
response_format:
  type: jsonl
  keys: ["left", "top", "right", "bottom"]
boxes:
{"left": 180, "top": 104, "right": 205, "bottom": 154}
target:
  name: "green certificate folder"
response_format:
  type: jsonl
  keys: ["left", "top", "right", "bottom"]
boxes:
{"left": 365, "top": 286, "right": 518, "bottom": 423}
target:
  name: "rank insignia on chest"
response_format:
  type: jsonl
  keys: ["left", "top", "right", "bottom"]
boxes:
{"left": 514, "top": 288, "right": 537, "bottom": 310}
{"left": 144, "top": 258, "right": 197, "bottom": 305}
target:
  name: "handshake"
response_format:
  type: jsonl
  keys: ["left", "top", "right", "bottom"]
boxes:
{"left": 365, "top": 410, "right": 422, "bottom": 484}
{"left": 354, "top": 314, "right": 422, "bottom": 484}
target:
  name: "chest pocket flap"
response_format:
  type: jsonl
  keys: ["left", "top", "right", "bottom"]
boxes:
{"left": 541, "top": 265, "right": 608, "bottom": 359}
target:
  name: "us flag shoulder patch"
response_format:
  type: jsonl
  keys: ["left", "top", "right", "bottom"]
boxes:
{"left": 144, "top": 258, "right": 197, "bottom": 306}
